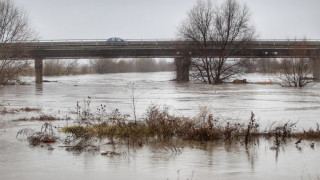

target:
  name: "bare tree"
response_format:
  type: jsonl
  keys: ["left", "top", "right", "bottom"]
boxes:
{"left": 276, "top": 41, "right": 313, "bottom": 87}
{"left": 0, "top": 0, "right": 37, "bottom": 85}
{"left": 178, "top": 0, "right": 255, "bottom": 84}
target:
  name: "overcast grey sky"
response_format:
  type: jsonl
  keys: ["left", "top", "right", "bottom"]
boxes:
{"left": 14, "top": 0, "right": 320, "bottom": 40}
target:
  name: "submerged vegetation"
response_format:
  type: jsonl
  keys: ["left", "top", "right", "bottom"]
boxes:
{"left": 61, "top": 99, "right": 320, "bottom": 152}
{"left": 0, "top": 106, "right": 41, "bottom": 115}
{"left": 63, "top": 103, "right": 258, "bottom": 147}
{"left": 13, "top": 114, "right": 69, "bottom": 122}
{"left": 14, "top": 98, "right": 320, "bottom": 153}
{"left": 16, "top": 122, "right": 59, "bottom": 147}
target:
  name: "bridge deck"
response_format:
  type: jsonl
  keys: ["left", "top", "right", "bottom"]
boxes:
{"left": 3, "top": 39, "right": 320, "bottom": 59}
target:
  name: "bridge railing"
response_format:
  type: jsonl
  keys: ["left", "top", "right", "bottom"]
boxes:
{"left": 23, "top": 39, "right": 180, "bottom": 49}
{"left": 10, "top": 39, "right": 320, "bottom": 50}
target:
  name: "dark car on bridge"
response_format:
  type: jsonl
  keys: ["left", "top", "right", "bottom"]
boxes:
{"left": 106, "top": 37, "right": 126, "bottom": 46}
{"left": 107, "top": 37, "right": 125, "bottom": 42}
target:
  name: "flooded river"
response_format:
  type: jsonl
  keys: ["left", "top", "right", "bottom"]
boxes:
{"left": 0, "top": 72, "right": 320, "bottom": 179}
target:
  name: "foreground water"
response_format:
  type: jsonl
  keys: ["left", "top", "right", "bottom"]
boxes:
{"left": 0, "top": 72, "right": 320, "bottom": 179}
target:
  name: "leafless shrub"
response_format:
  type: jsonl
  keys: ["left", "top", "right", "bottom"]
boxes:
{"left": 275, "top": 40, "right": 314, "bottom": 87}
{"left": 16, "top": 122, "right": 59, "bottom": 146}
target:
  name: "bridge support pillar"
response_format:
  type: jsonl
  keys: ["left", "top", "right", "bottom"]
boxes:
{"left": 35, "top": 58, "right": 43, "bottom": 84}
{"left": 175, "top": 57, "right": 191, "bottom": 82}
{"left": 313, "top": 58, "right": 320, "bottom": 81}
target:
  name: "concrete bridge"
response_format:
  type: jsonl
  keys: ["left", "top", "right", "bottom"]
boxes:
{"left": 4, "top": 39, "right": 320, "bottom": 83}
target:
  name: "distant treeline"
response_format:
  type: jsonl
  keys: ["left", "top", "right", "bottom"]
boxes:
{"left": 241, "top": 59, "right": 282, "bottom": 73}
{"left": 92, "top": 58, "right": 174, "bottom": 74}
{"left": 250, "top": 59, "right": 282, "bottom": 73}
{"left": 43, "top": 58, "right": 175, "bottom": 76}
{"left": 41, "top": 58, "right": 283, "bottom": 76}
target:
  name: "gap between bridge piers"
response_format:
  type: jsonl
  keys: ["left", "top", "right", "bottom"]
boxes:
{"left": 33, "top": 57, "right": 320, "bottom": 84}
{"left": 33, "top": 57, "right": 193, "bottom": 84}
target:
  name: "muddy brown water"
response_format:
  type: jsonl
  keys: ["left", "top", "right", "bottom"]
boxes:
{"left": 0, "top": 72, "right": 320, "bottom": 179}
